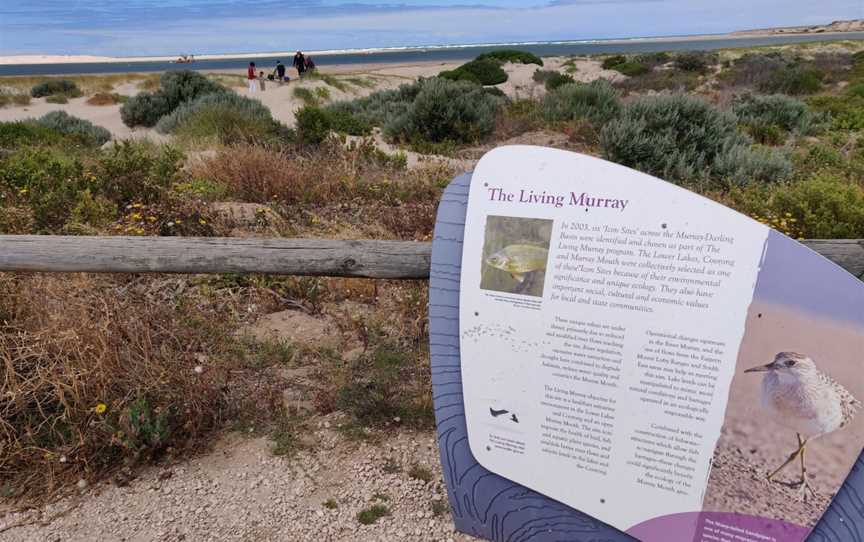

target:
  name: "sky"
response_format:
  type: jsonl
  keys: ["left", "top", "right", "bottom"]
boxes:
{"left": 1, "top": 0, "right": 862, "bottom": 56}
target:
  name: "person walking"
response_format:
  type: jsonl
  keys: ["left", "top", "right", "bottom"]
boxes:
{"left": 247, "top": 62, "right": 258, "bottom": 92}
{"left": 275, "top": 60, "right": 286, "bottom": 81}
{"left": 293, "top": 51, "right": 306, "bottom": 77}
{"left": 304, "top": 55, "right": 316, "bottom": 72}
{"left": 258, "top": 71, "right": 266, "bottom": 91}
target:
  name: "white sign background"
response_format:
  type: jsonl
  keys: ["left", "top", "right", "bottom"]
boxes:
{"left": 459, "top": 146, "right": 769, "bottom": 532}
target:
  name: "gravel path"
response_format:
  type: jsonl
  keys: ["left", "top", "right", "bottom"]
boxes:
{"left": 0, "top": 416, "right": 478, "bottom": 542}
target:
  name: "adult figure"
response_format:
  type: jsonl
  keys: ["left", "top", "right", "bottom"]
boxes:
{"left": 305, "top": 55, "right": 316, "bottom": 72}
{"left": 275, "top": 60, "right": 286, "bottom": 81}
{"left": 293, "top": 51, "right": 306, "bottom": 77}
{"left": 247, "top": 61, "right": 258, "bottom": 92}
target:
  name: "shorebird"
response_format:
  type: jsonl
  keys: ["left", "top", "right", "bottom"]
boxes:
{"left": 745, "top": 352, "right": 860, "bottom": 498}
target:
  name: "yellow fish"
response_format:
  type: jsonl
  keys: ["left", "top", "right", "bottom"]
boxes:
{"left": 485, "top": 244, "right": 548, "bottom": 283}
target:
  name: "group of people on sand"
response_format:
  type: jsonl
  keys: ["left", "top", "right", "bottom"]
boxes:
{"left": 246, "top": 51, "right": 316, "bottom": 92}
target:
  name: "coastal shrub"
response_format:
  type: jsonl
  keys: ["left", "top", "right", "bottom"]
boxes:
{"left": 533, "top": 70, "right": 574, "bottom": 91}
{"left": 0, "top": 147, "right": 87, "bottom": 230}
{"left": 296, "top": 106, "right": 332, "bottom": 145}
{"left": 611, "top": 61, "right": 650, "bottom": 76}
{"left": 155, "top": 92, "right": 286, "bottom": 145}
{"left": 95, "top": 140, "right": 185, "bottom": 204}
{"left": 476, "top": 50, "right": 543, "bottom": 66}
{"left": 847, "top": 83, "right": 864, "bottom": 98}
{"left": 601, "top": 55, "right": 626, "bottom": 69}
{"left": 30, "top": 79, "right": 81, "bottom": 98}
{"left": 711, "top": 145, "right": 792, "bottom": 186}
{"left": 600, "top": 94, "right": 790, "bottom": 185}
{"left": 384, "top": 78, "right": 504, "bottom": 143}
{"left": 86, "top": 92, "right": 127, "bottom": 106}
{"left": 120, "top": 92, "right": 173, "bottom": 127}
{"left": 34, "top": 111, "right": 111, "bottom": 146}
{"left": 440, "top": 58, "right": 508, "bottom": 85}
{"left": 673, "top": 52, "right": 716, "bottom": 74}
{"left": 718, "top": 53, "right": 786, "bottom": 89}
{"left": 760, "top": 65, "right": 823, "bottom": 95}
{"left": 326, "top": 81, "right": 422, "bottom": 129}
{"left": 0, "top": 121, "right": 63, "bottom": 149}
{"left": 542, "top": 80, "right": 621, "bottom": 125}
{"left": 46, "top": 95, "right": 69, "bottom": 104}
{"left": 731, "top": 93, "right": 820, "bottom": 135}
{"left": 0, "top": 91, "right": 31, "bottom": 108}
{"left": 633, "top": 52, "right": 671, "bottom": 67}
{"left": 120, "top": 70, "right": 225, "bottom": 128}
{"left": 807, "top": 95, "right": 864, "bottom": 130}
{"left": 158, "top": 70, "right": 224, "bottom": 109}
{"left": 615, "top": 70, "right": 700, "bottom": 94}
{"left": 731, "top": 174, "right": 864, "bottom": 238}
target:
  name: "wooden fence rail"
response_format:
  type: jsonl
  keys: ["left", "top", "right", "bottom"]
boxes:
{"left": 2, "top": 236, "right": 864, "bottom": 279}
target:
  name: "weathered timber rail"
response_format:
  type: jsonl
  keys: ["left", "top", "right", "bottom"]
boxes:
{"left": 2, "top": 236, "right": 864, "bottom": 279}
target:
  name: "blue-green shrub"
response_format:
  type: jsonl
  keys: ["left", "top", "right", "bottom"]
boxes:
{"left": 542, "top": 80, "right": 621, "bottom": 125}
{"left": 35, "top": 111, "right": 111, "bottom": 146}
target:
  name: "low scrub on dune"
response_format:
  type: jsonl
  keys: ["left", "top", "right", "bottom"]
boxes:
{"left": 439, "top": 58, "right": 508, "bottom": 86}
{"left": 600, "top": 94, "right": 791, "bottom": 186}
{"left": 30, "top": 79, "right": 82, "bottom": 99}
{"left": 121, "top": 70, "right": 224, "bottom": 128}
{"left": 188, "top": 141, "right": 445, "bottom": 208}
{"left": 34, "top": 111, "right": 111, "bottom": 146}
{"left": 327, "top": 77, "right": 504, "bottom": 145}
{"left": 476, "top": 49, "right": 543, "bottom": 66}
{"left": 673, "top": 51, "right": 717, "bottom": 74}
{"left": 385, "top": 78, "right": 504, "bottom": 144}
{"left": 295, "top": 105, "right": 371, "bottom": 145}
{"left": 533, "top": 70, "right": 575, "bottom": 91}
{"left": 732, "top": 93, "right": 822, "bottom": 144}
{"left": 0, "top": 139, "right": 184, "bottom": 232}
{"left": 718, "top": 52, "right": 839, "bottom": 95}
{"left": 542, "top": 79, "right": 621, "bottom": 125}
{"left": 728, "top": 173, "right": 864, "bottom": 239}
{"left": 155, "top": 92, "right": 291, "bottom": 145}
{"left": 0, "top": 91, "right": 31, "bottom": 108}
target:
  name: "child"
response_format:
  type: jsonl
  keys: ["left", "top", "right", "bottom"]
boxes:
{"left": 258, "top": 71, "right": 266, "bottom": 91}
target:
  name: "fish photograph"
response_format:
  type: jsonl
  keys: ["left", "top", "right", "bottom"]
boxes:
{"left": 480, "top": 216, "right": 552, "bottom": 297}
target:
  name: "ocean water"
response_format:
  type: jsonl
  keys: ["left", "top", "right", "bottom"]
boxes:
{"left": 2, "top": 33, "right": 863, "bottom": 77}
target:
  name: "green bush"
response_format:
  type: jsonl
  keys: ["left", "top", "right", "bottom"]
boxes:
{"left": 120, "top": 92, "right": 173, "bottom": 127}
{"left": 674, "top": 52, "right": 716, "bottom": 74}
{"left": 760, "top": 66, "right": 823, "bottom": 95}
{"left": 847, "top": 82, "right": 864, "bottom": 98}
{"left": 121, "top": 70, "right": 225, "bottom": 128}
{"left": 30, "top": 79, "right": 81, "bottom": 98}
{"left": 735, "top": 175, "right": 864, "bottom": 238}
{"left": 601, "top": 55, "right": 626, "bottom": 69}
{"left": 731, "top": 93, "right": 820, "bottom": 134}
{"left": 0, "top": 121, "right": 63, "bottom": 149}
{"left": 96, "top": 141, "right": 185, "bottom": 204}
{"left": 0, "top": 147, "right": 87, "bottom": 230}
{"left": 384, "top": 78, "right": 504, "bottom": 144}
{"left": 615, "top": 70, "right": 700, "bottom": 93}
{"left": 476, "top": 50, "right": 543, "bottom": 66}
{"left": 533, "top": 70, "right": 574, "bottom": 91}
{"left": 807, "top": 95, "right": 864, "bottom": 130}
{"left": 611, "top": 61, "right": 650, "bottom": 76}
{"left": 440, "top": 58, "right": 508, "bottom": 85}
{"left": 326, "top": 81, "right": 421, "bottom": 130}
{"left": 35, "top": 111, "right": 111, "bottom": 146}
{"left": 155, "top": 91, "right": 286, "bottom": 145}
{"left": 295, "top": 106, "right": 333, "bottom": 145}
{"left": 600, "top": 94, "right": 790, "bottom": 185}
{"left": 159, "top": 71, "right": 223, "bottom": 108}
{"left": 633, "top": 52, "right": 671, "bottom": 67}
{"left": 69, "top": 189, "right": 118, "bottom": 228}
{"left": 45, "top": 95, "right": 69, "bottom": 104}
{"left": 542, "top": 80, "right": 621, "bottom": 125}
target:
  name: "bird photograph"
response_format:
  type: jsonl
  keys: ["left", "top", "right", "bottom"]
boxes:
{"left": 744, "top": 352, "right": 860, "bottom": 499}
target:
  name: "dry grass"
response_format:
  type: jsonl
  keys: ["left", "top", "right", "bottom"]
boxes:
{"left": 0, "top": 74, "right": 157, "bottom": 96}
{"left": 0, "top": 273, "right": 288, "bottom": 502}
{"left": 85, "top": 93, "right": 123, "bottom": 106}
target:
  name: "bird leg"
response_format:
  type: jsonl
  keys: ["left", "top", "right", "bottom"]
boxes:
{"left": 767, "top": 433, "right": 805, "bottom": 482}
{"left": 796, "top": 435, "right": 818, "bottom": 500}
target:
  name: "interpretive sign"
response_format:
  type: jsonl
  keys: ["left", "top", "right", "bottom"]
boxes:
{"left": 429, "top": 146, "right": 864, "bottom": 542}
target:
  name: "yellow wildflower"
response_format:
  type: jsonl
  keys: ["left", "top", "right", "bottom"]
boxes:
{"left": 94, "top": 403, "right": 107, "bottom": 414}
{"left": 198, "top": 218, "right": 207, "bottom": 225}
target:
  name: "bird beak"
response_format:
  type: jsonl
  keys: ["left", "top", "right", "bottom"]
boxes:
{"left": 744, "top": 362, "right": 774, "bottom": 373}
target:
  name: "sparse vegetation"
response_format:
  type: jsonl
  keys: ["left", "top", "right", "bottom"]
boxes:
{"left": 357, "top": 504, "right": 390, "bottom": 525}
{"left": 407, "top": 464, "right": 433, "bottom": 483}
{"left": 440, "top": 58, "right": 508, "bottom": 85}
{"left": 542, "top": 80, "right": 621, "bottom": 125}
{"left": 30, "top": 79, "right": 82, "bottom": 98}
